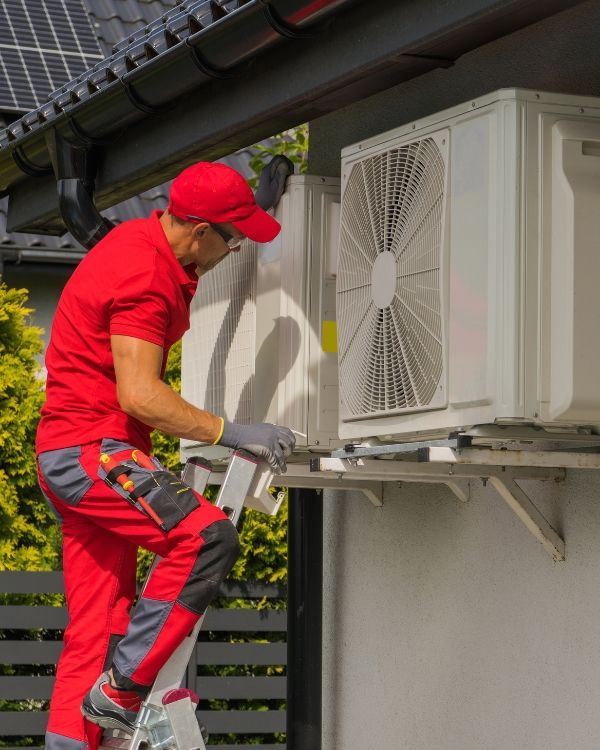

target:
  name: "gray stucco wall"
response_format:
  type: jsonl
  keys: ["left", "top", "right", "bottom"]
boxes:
{"left": 322, "top": 475, "right": 599, "bottom": 749}
{"left": 309, "top": 0, "right": 600, "bottom": 177}
{"left": 310, "top": 1, "right": 600, "bottom": 747}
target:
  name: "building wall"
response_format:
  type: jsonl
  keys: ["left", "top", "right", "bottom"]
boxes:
{"left": 1, "top": 263, "right": 73, "bottom": 369}
{"left": 322, "top": 475, "right": 600, "bottom": 750}
{"left": 309, "top": 2, "right": 600, "bottom": 747}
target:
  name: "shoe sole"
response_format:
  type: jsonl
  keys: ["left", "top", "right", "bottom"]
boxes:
{"left": 81, "top": 695, "right": 135, "bottom": 734}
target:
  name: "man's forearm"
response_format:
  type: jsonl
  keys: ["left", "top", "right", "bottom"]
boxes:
{"left": 123, "top": 379, "right": 222, "bottom": 444}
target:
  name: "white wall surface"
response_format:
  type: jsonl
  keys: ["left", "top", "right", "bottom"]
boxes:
{"left": 323, "top": 475, "right": 600, "bottom": 749}
{"left": 311, "top": 1, "right": 600, "bottom": 747}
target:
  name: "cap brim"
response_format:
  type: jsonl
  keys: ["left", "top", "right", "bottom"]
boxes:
{"left": 233, "top": 206, "right": 281, "bottom": 243}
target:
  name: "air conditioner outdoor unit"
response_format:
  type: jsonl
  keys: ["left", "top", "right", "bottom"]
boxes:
{"left": 181, "top": 175, "right": 341, "bottom": 464}
{"left": 337, "top": 88, "right": 600, "bottom": 442}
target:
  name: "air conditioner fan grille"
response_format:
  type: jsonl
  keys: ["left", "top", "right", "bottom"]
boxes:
{"left": 338, "top": 136, "right": 445, "bottom": 417}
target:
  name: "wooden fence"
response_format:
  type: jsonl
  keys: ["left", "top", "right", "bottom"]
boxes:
{"left": 0, "top": 571, "right": 286, "bottom": 750}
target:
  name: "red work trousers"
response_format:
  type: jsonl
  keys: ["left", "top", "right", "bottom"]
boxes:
{"left": 36, "top": 438, "right": 239, "bottom": 750}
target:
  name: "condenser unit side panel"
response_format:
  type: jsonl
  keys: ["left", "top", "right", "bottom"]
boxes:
{"left": 276, "top": 180, "right": 311, "bottom": 446}
{"left": 541, "top": 116, "right": 600, "bottom": 422}
{"left": 494, "top": 99, "right": 524, "bottom": 418}
{"left": 522, "top": 99, "right": 544, "bottom": 424}
{"left": 307, "top": 179, "right": 342, "bottom": 448}
{"left": 447, "top": 109, "right": 497, "bottom": 410}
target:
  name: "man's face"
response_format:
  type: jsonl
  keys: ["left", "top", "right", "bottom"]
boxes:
{"left": 190, "top": 221, "right": 245, "bottom": 275}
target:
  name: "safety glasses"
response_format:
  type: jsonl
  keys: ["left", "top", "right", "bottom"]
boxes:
{"left": 186, "top": 214, "right": 244, "bottom": 249}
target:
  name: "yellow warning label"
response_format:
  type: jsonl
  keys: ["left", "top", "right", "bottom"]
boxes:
{"left": 322, "top": 320, "right": 338, "bottom": 353}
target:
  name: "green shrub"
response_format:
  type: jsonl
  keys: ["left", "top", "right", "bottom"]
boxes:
{"left": 0, "top": 282, "right": 61, "bottom": 571}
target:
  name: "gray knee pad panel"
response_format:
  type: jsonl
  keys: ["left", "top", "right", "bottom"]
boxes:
{"left": 178, "top": 520, "right": 241, "bottom": 614}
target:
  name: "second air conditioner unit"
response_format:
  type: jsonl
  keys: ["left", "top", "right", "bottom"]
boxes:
{"left": 337, "top": 88, "right": 600, "bottom": 442}
{"left": 181, "top": 175, "right": 341, "bottom": 463}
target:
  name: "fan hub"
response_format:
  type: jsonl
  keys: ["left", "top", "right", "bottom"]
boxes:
{"left": 371, "top": 250, "right": 397, "bottom": 308}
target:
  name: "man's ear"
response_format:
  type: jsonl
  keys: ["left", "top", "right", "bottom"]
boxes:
{"left": 193, "top": 222, "right": 210, "bottom": 240}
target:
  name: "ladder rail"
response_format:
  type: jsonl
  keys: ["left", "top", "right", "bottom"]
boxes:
{"left": 101, "top": 452, "right": 266, "bottom": 750}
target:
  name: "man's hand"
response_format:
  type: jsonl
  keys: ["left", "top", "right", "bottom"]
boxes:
{"left": 217, "top": 421, "right": 296, "bottom": 474}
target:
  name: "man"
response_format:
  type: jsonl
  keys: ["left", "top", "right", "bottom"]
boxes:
{"left": 35, "top": 161, "right": 296, "bottom": 750}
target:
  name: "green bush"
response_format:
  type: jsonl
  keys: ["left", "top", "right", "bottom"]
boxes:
{"left": 0, "top": 282, "right": 61, "bottom": 571}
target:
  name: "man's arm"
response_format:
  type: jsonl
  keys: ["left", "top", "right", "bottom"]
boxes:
{"left": 111, "top": 334, "right": 296, "bottom": 472}
{"left": 111, "top": 334, "right": 222, "bottom": 444}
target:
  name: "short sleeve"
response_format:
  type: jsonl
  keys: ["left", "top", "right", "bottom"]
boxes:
{"left": 109, "top": 256, "right": 171, "bottom": 347}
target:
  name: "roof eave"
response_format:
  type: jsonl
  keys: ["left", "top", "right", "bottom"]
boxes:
{"left": 3, "top": 0, "right": 587, "bottom": 235}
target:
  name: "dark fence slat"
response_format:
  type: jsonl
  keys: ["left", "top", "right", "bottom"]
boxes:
{"left": 0, "top": 641, "right": 287, "bottom": 666}
{"left": 198, "top": 710, "right": 286, "bottom": 734}
{"left": 197, "top": 642, "right": 286, "bottom": 665}
{"left": 0, "top": 676, "right": 286, "bottom": 701}
{"left": 1, "top": 607, "right": 286, "bottom": 631}
{"left": 197, "top": 676, "right": 285, "bottom": 699}
{"left": 0, "top": 712, "right": 48, "bottom": 733}
{"left": 0, "top": 573, "right": 285, "bottom": 599}
{"left": 0, "top": 571, "right": 64, "bottom": 594}
{"left": 0, "top": 676, "right": 54, "bottom": 699}
{"left": 1, "top": 711, "right": 286, "bottom": 735}
{"left": 219, "top": 581, "right": 286, "bottom": 599}
{"left": 1, "top": 606, "right": 68, "bottom": 629}
{"left": 0, "top": 641, "right": 62, "bottom": 663}
{"left": 203, "top": 609, "right": 287, "bottom": 632}
{"left": 0, "top": 748, "right": 283, "bottom": 750}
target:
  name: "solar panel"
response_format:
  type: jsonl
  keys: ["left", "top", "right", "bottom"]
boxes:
{"left": 0, "top": 0, "right": 103, "bottom": 113}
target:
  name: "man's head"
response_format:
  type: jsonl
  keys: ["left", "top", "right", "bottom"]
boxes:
{"left": 161, "top": 162, "right": 281, "bottom": 274}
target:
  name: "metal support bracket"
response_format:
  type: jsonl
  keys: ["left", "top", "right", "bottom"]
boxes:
{"left": 309, "top": 455, "right": 566, "bottom": 562}
{"left": 207, "top": 463, "right": 385, "bottom": 507}
{"left": 420, "top": 445, "right": 600, "bottom": 470}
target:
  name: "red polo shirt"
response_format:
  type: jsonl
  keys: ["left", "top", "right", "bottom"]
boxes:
{"left": 36, "top": 210, "right": 199, "bottom": 455}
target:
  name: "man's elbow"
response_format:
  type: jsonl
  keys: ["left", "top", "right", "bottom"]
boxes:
{"left": 117, "top": 383, "right": 159, "bottom": 418}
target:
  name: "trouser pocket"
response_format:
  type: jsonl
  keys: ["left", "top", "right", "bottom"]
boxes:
{"left": 98, "top": 438, "right": 200, "bottom": 532}
{"left": 38, "top": 446, "right": 93, "bottom": 506}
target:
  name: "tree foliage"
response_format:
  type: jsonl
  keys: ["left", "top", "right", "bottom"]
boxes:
{"left": 247, "top": 124, "right": 309, "bottom": 188}
{"left": 0, "top": 282, "right": 61, "bottom": 571}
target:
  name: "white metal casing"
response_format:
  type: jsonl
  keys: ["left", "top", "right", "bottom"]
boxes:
{"left": 338, "top": 88, "right": 600, "bottom": 441}
{"left": 181, "top": 175, "right": 341, "bottom": 462}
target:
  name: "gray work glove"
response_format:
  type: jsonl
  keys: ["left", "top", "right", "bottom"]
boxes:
{"left": 218, "top": 421, "right": 296, "bottom": 474}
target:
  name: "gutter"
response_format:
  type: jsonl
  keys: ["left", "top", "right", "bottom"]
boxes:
{"left": 0, "top": 0, "right": 356, "bottom": 207}
{"left": 0, "top": 248, "right": 85, "bottom": 264}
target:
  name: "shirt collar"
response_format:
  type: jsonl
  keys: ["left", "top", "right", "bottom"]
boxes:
{"left": 148, "top": 210, "right": 199, "bottom": 289}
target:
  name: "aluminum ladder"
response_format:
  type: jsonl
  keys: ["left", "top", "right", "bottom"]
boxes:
{"left": 99, "top": 450, "right": 265, "bottom": 750}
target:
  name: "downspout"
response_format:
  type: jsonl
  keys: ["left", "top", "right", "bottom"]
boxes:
{"left": 45, "top": 121, "right": 292, "bottom": 252}
{"left": 45, "top": 129, "right": 114, "bottom": 250}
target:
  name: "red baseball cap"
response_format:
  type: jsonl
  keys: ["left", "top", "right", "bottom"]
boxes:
{"left": 168, "top": 161, "right": 281, "bottom": 243}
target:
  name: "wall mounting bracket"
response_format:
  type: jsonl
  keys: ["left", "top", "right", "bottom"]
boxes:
{"left": 308, "top": 443, "right": 570, "bottom": 562}
{"left": 206, "top": 463, "right": 385, "bottom": 507}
